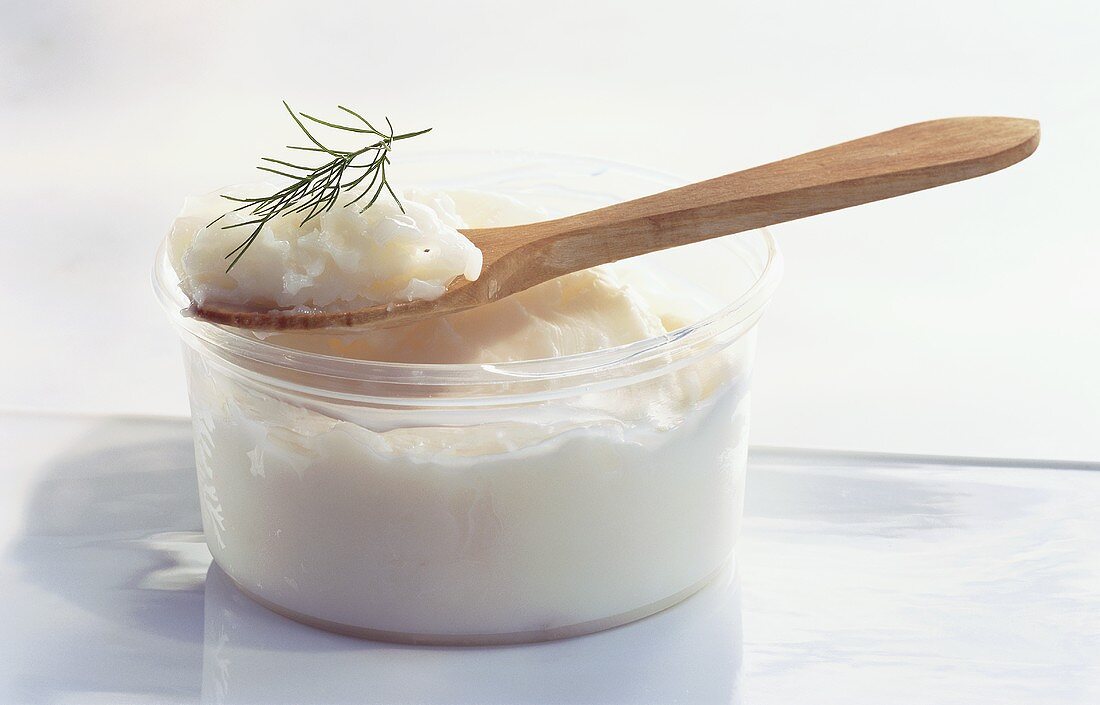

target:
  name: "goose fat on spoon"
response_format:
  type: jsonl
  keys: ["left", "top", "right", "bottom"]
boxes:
{"left": 191, "top": 116, "right": 1039, "bottom": 331}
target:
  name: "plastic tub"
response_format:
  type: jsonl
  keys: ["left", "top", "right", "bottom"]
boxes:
{"left": 153, "top": 153, "right": 781, "bottom": 644}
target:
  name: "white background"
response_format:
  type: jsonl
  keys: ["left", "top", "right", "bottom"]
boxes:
{"left": 2, "top": 0, "right": 1098, "bottom": 460}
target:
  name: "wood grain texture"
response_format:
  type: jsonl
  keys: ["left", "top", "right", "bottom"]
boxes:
{"left": 194, "top": 116, "right": 1039, "bottom": 330}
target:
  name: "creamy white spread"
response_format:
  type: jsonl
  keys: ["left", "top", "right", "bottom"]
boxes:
{"left": 169, "top": 185, "right": 711, "bottom": 364}
{"left": 167, "top": 187, "right": 485, "bottom": 312}
{"left": 264, "top": 265, "right": 702, "bottom": 363}
{"left": 168, "top": 186, "right": 754, "bottom": 642}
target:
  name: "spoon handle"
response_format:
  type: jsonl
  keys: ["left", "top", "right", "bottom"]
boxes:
{"left": 523, "top": 117, "right": 1039, "bottom": 267}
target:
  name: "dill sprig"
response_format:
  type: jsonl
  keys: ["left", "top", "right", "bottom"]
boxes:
{"left": 212, "top": 102, "right": 431, "bottom": 272}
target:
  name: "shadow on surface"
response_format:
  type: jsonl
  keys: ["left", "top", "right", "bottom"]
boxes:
{"left": 8, "top": 416, "right": 206, "bottom": 702}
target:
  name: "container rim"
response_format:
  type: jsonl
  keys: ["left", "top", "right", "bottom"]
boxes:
{"left": 152, "top": 151, "right": 783, "bottom": 389}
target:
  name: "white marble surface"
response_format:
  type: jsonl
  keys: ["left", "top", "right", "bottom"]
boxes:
{"left": 1, "top": 1, "right": 1098, "bottom": 460}
{"left": 2, "top": 412, "right": 1098, "bottom": 704}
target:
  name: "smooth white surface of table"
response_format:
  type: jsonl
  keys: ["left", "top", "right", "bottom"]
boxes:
{"left": 2, "top": 1, "right": 1098, "bottom": 460}
{"left": 2, "top": 412, "right": 1098, "bottom": 704}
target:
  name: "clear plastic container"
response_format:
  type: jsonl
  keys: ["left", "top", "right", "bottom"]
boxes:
{"left": 153, "top": 153, "right": 781, "bottom": 644}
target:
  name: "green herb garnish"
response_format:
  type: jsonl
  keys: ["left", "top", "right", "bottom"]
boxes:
{"left": 213, "top": 102, "right": 431, "bottom": 272}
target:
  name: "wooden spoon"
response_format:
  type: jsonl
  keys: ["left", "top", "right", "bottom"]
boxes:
{"left": 193, "top": 116, "right": 1039, "bottom": 330}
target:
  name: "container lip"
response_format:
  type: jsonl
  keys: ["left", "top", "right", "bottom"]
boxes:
{"left": 153, "top": 151, "right": 782, "bottom": 387}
